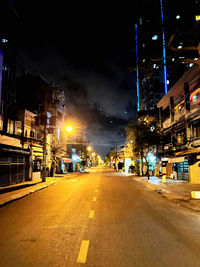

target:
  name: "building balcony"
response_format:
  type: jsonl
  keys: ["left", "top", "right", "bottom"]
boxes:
{"left": 191, "top": 137, "right": 200, "bottom": 148}
{"left": 162, "top": 102, "right": 200, "bottom": 130}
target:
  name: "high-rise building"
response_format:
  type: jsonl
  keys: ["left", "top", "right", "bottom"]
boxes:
{"left": 135, "top": 0, "right": 200, "bottom": 112}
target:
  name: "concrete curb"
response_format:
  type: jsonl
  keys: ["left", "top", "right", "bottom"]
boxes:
{"left": 0, "top": 172, "right": 81, "bottom": 207}
{"left": 130, "top": 175, "right": 200, "bottom": 212}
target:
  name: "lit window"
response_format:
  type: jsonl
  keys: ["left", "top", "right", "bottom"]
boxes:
{"left": 7, "top": 119, "right": 14, "bottom": 134}
{"left": 195, "top": 15, "right": 200, "bottom": 21}
{"left": 139, "top": 18, "right": 142, "bottom": 25}
{"left": 152, "top": 35, "right": 158, "bottom": 40}
{"left": 0, "top": 115, "right": 3, "bottom": 131}
{"left": 172, "top": 58, "right": 175, "bottom": 61}
{"left": 57, "top": 128, "right": 60, "bottom": 140}
{"left": 167, "top": 80, "right": 169, "bottom": 84}
{"left": 143, "top": 43, "right": 145, "bottom": 48}
{"left": 193, "top": 93, "right": 199, "bottom": 102}
{"left": 176, "top": 15, "right": 180, "bottom": 19}
{"left": 1, "top": 38, "right": 8, "bottom": 43}
{"left": 178, "top": 45, "right": 182, "bottom": 49}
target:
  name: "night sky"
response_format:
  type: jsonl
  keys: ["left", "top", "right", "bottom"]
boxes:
{"left": 3, "top": 1, "right": 141, "bottom": 157}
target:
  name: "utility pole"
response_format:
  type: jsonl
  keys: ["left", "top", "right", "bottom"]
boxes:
{"left": 42, "top": 116, "right": 47, "bottom": 182}
{"left": 41, "top": 88, "right": 49, "bottom": 182}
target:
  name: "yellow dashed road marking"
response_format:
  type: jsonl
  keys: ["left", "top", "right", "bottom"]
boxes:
{"left": 77, "top": 240, "right": 90, "bottom": 263}
{"left": 93, "top": 197, "right": 97, "bottom": 202}
{"left": 89, "top": 210, "right": 95, "bottom": 219}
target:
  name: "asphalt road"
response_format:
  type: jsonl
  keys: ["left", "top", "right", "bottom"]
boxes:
{"left": 1, "top": 167, "right": 200, "bottom": 267}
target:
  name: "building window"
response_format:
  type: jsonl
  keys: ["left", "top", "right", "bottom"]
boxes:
{"left": 193, "top": 92, "right": 199, "bottom": 102}
{"left": 176, "top": 130, "right": 186, "bottom": 144}
{"left": 0, "top": 115, "right": 3, "bottom": 131}
{"left": 30, "top": 131, "right": 35, "bottom": 138}
{"left": 195, "top": 15, "right": 200, "bottom": 21}
{"left": 7, "top": 119, "right": 14, "bottom": 134}
{"left": 57, "top": 128, "right": 60, "bottom": 140}
{"left": 152, "top": 35, "right": 158, "bottom": 40}
{"left": 193, "top": 121, "right": 200, "bottom": 138}
{"left": 1, "top": 38, "right": 8, "bottom": 43}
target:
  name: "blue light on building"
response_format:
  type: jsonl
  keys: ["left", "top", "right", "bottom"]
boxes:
{"left": 160, "top": 0, "right": 168, "bottom": 95}
{"left": 135, "top": 24, "right": 140, "bottom": 111}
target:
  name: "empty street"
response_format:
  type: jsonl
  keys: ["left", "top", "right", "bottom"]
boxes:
{"left": 1, "top": 168, "right": 200, "bottom": 267}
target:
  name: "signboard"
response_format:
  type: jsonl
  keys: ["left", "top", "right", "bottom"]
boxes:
{"left": 62, "top": 157, "right": 72, "bottom": 163}
{"left": 168, "top": 157, "right": 185, "bottom": 163}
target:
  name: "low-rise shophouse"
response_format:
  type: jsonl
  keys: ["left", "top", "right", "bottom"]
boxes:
{"left": 157, "top": 63, "right": 200, "bottom": 183}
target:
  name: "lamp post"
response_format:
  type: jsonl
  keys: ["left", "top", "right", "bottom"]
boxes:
{"left": 42, "top": 113, "right": 47, "bottom": 182}
{"left": 65, "top": 125, "right": 73, "bottom": 157}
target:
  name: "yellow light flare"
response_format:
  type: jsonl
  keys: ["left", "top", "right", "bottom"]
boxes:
{"left": 66, "top": 125, "right": 73, "bottom": 132}
{"left": 87, "top": 146, "right": 92, "bottom": 151}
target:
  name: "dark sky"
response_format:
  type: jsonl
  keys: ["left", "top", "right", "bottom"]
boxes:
{"left": 3, "top": 1, "right": 140, "bottom": 157}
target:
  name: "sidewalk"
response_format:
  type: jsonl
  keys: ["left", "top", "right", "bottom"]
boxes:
{"left": 137, "top": 175, "right": 200, "bottom": 212}
{"left": 122, "top": 172, "right": 200, "bottom": 212}
{"left": 0, "top": 172, "right": 81, "bottom": 207}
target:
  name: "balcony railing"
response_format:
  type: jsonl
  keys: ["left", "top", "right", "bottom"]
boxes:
{"left": 191, "top": 137, "right": 200, "bottom": 147}
{"left": 162, "top": 101, "right": 200, "bottom": 129}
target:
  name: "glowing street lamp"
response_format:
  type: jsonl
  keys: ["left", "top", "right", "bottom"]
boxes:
{"left": 87, "top": 146, "right": 92, "bottom": 151}
{"left": 66, "top": 125, "right": 73, "bottom": 132}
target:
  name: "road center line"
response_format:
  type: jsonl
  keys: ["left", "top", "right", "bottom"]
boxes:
{"left": 77, "top": 240, "right": 90, "bottom": 264}
{"left": 92, "top": 197, "right": 97, "bottom": 202}
{"left": 95, "top": 189, "right": 98, "bottom": 193}
{"left": 89, "top": 210, "right": 95, "bottom": 219}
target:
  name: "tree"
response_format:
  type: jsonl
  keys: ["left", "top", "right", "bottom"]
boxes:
{"left": 125, "top": 120, "right": 162, "bottom": 178}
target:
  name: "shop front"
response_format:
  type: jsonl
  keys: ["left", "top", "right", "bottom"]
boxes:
{"left": 61, "top": 157, "right": 72, "bottom": 173}
{"left": 164, "top": 156, "right": 189, "bottom": 181}
{"left": 31, "top": 145, "right": 43, "bottom": 180}
{"left": 0, "top": 144, "right": 30, "bottom": 186}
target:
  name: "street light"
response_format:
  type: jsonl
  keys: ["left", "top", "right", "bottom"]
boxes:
{"left": 87, "top": 146, "right": 92, "bottom": 151}
{"left": 66, "top": 125, "right": 73, "bottom": 132}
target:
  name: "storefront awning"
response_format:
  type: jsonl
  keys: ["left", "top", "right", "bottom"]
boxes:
{"left": 32, "top": 146, "right": 43, "bottom": 157}
{"left": 176, "top": 148, "right": 200, "bottom": 156}
{"left": 168, "top": 157, "right": 185, "bottom": 163}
